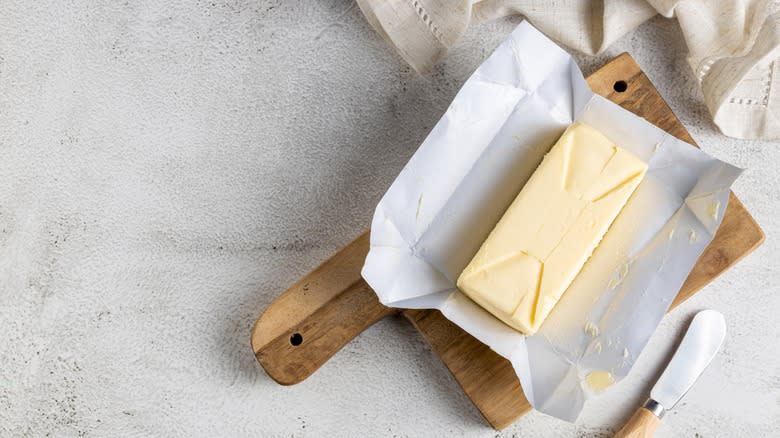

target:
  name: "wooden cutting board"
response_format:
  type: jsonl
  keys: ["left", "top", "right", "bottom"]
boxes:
{"left": 251, "top": 53, "right": 764, "bottom": 430}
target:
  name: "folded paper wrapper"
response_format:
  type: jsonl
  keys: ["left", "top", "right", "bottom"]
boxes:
{"left": 361, "top": 21, "right": 741, "bottom": 421}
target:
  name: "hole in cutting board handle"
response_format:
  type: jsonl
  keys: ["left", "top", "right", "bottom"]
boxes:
{"left": 290, "top": 332, "right": 303, "bottom": 346}
{"left": 613, "top": 80, "right": 628, "bottom": 92}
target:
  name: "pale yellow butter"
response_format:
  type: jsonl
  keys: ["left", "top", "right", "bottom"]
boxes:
{"left": 456, "top": 123, "right": 647, "bottom": 335}
{"left": 584, "top": 371, "right": 615, "bottom": 392}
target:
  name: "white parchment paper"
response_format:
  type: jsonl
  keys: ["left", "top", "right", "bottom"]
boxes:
{"left": 361, "top": 21, "right": 741, "bottom": 421}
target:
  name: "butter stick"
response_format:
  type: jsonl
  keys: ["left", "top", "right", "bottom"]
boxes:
{"left": 457, "top": 123, "right": 647, "bottom": 335}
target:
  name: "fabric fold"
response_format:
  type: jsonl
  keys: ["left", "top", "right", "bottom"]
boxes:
{"left": 357, "top": 0, "right": 780, "bottom": 140}
{"left": 355, "top": 0, "right": 471, "bottom": 73}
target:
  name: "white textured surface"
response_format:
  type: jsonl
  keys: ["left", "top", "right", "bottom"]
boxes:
{"left": 0, "top": 1, "right": 777, "bottom": 437}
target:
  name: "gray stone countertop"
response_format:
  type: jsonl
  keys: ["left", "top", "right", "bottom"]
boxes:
{"left": 0, "top": 1, "right": 777, "bottom": 436}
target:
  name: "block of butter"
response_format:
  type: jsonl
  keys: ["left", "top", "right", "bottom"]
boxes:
{"left": 456, "top": 122, "right": 647, "bottom": 335}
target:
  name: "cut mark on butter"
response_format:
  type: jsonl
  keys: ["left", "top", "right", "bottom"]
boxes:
{"left": 668, "top": 228, "right": 675, "bottom": 240}
{"left": 584, "top": 322, "right": 600, "bottom": 337}
{"left": 416, "top": 194, "right": 424, "bottom": 223}
{"left": 707, "top": 200, "right": 721, "bottom": 220}
{"left": 688, "top": 228, "right": 697, "bottom": 243}
{"left": 589, "top": 170, "right": 646, "bottom": 203}
{"left": 584, "top": 371, "right": 615, "bottom": 393}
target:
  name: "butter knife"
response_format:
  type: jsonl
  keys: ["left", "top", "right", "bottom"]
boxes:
{"left": 614, "top": 309, "right": 726, "bottom": 437}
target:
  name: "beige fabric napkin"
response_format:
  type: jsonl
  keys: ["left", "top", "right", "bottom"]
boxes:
{"left": 356, "top": 0, "right": 779, "bottom": 140}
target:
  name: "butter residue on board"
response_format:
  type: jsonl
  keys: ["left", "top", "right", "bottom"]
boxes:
{"left": 457, "top": 122, "right": 647, "bottom": 335}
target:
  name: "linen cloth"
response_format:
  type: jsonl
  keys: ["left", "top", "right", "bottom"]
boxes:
{"left": 355, "top": 0, "right": 780, "bottom": 140}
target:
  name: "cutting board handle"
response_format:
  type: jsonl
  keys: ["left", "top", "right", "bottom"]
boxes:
{"left": 250, "top": 232, "right": 399, "bottom": 385}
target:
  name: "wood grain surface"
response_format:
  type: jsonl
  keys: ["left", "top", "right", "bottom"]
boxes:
{"left": 251, "top": 53, "right": 764, "bottom": 429}
{"left": 613, "top": 408, "right": 661, "bottom": 438}
{"left": 251, "top": 233, "right": 398, "bottom": 385}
